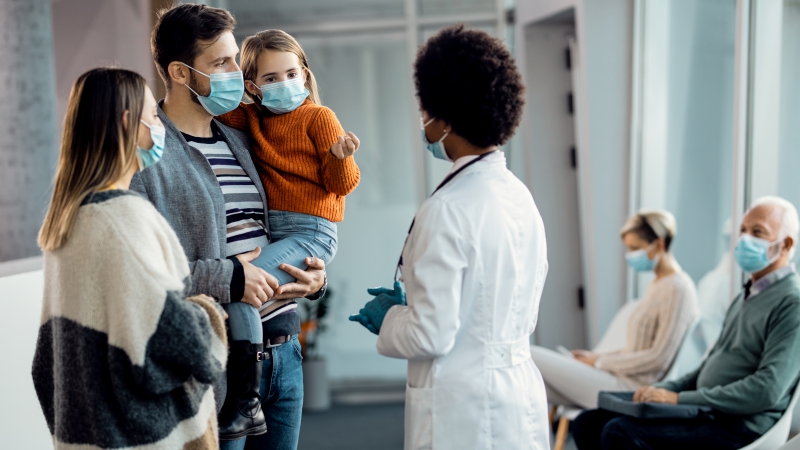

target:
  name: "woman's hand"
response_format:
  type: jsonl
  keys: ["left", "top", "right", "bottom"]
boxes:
{"left": 634, "top": 386, "right": 678, "bottom": 404}
{"left": 330, "top": 131, "right": 360, "bottom": 159}
{"left": 571, "top": 349, "right": 598, "bottom": 367}
{"left": 272, "top": 257, "right": 326, "bottom": 300}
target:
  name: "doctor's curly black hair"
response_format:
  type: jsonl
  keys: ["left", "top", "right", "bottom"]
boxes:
{"left": 414, "top": 24, "right": 525, "bottom": 148}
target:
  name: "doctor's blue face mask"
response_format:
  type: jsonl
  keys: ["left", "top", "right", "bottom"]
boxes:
{"left": 182, "top": 63, "right": 244, "bottom": 116}
{"left": 421, "top": 117, "right": 452, "bottom": 162}
{"left": 625, "top": 242, "right": 659, "bottom": 272}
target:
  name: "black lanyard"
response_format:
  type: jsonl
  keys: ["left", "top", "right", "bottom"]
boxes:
{"left": 394, "top": 151, "right": 497, "bottom": 281}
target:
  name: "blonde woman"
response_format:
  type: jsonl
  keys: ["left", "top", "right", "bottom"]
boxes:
{"left": 531, "top": 210, "right": 700, "bottom": 409}
{"left": 32, "top": 68, "right": 228, "bottom": 450}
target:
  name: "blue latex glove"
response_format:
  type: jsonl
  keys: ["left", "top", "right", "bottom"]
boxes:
{"left": 348, "top": 281, "right": 406, "bottom": 334}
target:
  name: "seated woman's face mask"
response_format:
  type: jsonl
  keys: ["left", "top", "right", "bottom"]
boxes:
{"left": 626, "top": 242, "right": 659, "bottom": 272}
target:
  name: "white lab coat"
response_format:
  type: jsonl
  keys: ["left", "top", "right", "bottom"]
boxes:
{"left": 377, "top": 152, "right": 550, "bottom": 450}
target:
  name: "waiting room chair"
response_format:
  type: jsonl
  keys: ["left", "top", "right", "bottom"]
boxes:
{"left": 743, "top": 382, "right": 800, "bottom": 450}
{"left": 778, "top": 430, "right": 800, "bottom": 450}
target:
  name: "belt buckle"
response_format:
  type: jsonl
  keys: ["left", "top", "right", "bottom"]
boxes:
{"left": 255, "top": 351, "right": 268, "bottom": 361}
{"left": 264, "top": 335, "right": 291, "bottom": 349}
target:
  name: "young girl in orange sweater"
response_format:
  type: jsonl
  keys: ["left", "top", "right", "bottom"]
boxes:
{"left": 220, "top": 29, "right": 360, "bottom": 288}
{"left": 215, "top": 30, "right": 360, "bottom": 440}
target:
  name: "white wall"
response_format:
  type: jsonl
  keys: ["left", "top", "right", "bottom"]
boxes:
{"left": 51, "top": 0, "right": 154, "bottom": 127}
{"left": 516, "top": 0, "right": 634, "bottom": 346}
{"left": 0, "top": 269, "right": 51, "bottom": 449}
{"left": 522, "top": 21, "right": 587, "bottom": 350}
{"left": 574, "top": 0, "right": 634, "bottom": 346}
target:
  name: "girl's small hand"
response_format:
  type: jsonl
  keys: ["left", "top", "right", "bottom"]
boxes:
{"left": 330, "top": 131, "right": 360, "bottom": 159}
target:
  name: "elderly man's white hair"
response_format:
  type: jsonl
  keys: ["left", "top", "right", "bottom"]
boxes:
{"left": 750, "top": 196, "right": 800, "bottom": 259}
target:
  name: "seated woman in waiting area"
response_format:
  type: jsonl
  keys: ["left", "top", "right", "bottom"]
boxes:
{"left": 531, "top": 209, "right": 700, "bottom": 409}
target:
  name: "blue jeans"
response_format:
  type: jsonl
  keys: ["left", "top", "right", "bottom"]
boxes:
{"left": 222, "top": 302, "right": 264, "bottom": 343}
{"left": 226, "top": 211, "right": 337, "bottom": 345}
{"left": 253, "top": 211, "right": 338, "bottom": 286}
{"left": 220, "top": 336, "right": 305, "bottom": 450}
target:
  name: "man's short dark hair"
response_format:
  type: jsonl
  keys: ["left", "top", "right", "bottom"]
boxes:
{"left": 414, "top": 24, "right": 525, "bottom": 148}
{"left": 151, "top": 3, "right": 236, "bottom": 89}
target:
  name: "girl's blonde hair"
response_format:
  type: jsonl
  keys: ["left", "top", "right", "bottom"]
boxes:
{"left": 240, "top": 29, "right": 321, "bottom": 106}
{"left": 38, "top": 68, "right": 145, "bottom": 251}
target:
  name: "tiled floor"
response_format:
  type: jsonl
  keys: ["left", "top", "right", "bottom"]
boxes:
{"left": 297, "top": 402, "right": 577, "bottom": 450}
{"left": 298, "top": 403, "right": 405, "bottom": 450}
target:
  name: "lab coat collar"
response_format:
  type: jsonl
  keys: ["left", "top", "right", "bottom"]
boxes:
{"left": 448, "top": 150, "right": 505, "bottom": 176}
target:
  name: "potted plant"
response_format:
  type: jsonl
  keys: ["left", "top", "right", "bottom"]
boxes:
{"left": 298, "top": 288, "right": 332, "bottom": 412}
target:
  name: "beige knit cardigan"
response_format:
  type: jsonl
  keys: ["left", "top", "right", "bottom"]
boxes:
{"left": 597, "top": 271, "right": 700, "bottom": 387}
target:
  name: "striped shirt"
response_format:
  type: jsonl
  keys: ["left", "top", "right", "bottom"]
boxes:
{"left": 182, "top": 129, "right": 269, "bottom": 257}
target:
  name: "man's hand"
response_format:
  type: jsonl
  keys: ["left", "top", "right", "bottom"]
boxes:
{"left": 236, "top": 247, "right": 279, "bottom": 308}
{"left": 634, "top": 386, "right": 678, "bottom": 404}
{"left": 273, "top": 257, "right": 326, "bottom": 300}
{"left": 571, "top": 349, "right": 598, "bottom": 367}
{"left": 329, "top": 132, "right": 360, "bottom": 159}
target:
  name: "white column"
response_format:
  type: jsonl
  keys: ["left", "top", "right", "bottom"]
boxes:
{"left": 749, "top": 0, "right": 784, "bottom": 200}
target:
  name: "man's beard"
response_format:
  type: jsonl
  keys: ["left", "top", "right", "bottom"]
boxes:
{"left": 187, "top": 71, "right": 210, "bottom": 106}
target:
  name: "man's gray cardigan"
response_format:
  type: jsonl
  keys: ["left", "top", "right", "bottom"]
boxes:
{"left": 130, "top": 105, "right": 270, "bottom": 412}
{"left": 130, "top": 105, "right": 269, "bottom": 304}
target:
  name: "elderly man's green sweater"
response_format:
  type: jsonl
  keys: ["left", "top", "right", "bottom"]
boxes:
{"left": 655, "top": 272, "right": 800, "bottom": 435}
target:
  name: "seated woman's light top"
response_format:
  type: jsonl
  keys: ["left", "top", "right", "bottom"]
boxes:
{"left": 530, "top": 209, "right": 700, "bottom": 409}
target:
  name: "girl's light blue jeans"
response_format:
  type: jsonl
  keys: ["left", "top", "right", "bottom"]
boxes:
{"left": 254, "top": 210, "right": 338, "bottom": 286}
{"left": 225, "top": 211, "right": 338, "bottom": 344}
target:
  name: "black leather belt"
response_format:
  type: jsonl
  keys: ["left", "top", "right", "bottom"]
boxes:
{"left": 264, "top": 335, "right": 293, "bottom": 348}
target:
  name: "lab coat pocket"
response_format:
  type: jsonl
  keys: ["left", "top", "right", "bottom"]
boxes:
{"left": 405, "top": 385, "right": 433, "bottom": 450}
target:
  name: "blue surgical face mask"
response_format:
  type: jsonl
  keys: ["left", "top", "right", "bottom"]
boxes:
{"left": 625, "top": 243, "right": 659, "bottom": 272}
{"left": 253, "top": 77, "right": 309, "bottom": 114}
{"left": 734, "top": 233, "right": 782, "bottom": 273}
{"left": 182, "top": 63, "right": 244, "bottom": 116}
{"left": 421, "top": 117, "right": 452, "bottom": 162}
{"left": 137, "top": 120, "right": 166, "bottom": 171}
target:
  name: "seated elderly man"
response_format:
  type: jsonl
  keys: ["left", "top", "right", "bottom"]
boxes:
{"left": 573, "top": 196, "right": 800, "bottom": 450}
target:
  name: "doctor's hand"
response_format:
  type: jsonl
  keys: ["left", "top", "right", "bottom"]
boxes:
{"left": 349, "top": 310, "right": 379, "bottom": 335}
{"left": 348, "top": 281, "right": 406, "bottom": 334}
{"left": 634, "top": 386, "right": 678, "bottom": 404}
{"left": 330, "top": 132, "right": 360, "bottom": 159}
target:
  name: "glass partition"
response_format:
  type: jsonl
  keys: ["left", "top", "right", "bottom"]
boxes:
{"left": 297, "top": 35, "right": 418, "bottom": 380}
{"left": 749, "top": 0, "right": 800, "bottom": 226}
{"left": 224, "top": 0, "right": 510, "bottom": 381}
{"left": 634, "top": 0, "right": 738, "bottom": 316}
{"left": 230, "top": 0, "right": 405, "bottom": 30}
{"left": 417, "top": 0, "right": 495, "bottom": 17}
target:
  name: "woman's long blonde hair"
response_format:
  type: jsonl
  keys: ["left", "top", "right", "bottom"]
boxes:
{"left": 38, "top": 68, "right": 145, "bottom": 251}
{"left": 240, "top": 29, "right": 321, "bottom": 106}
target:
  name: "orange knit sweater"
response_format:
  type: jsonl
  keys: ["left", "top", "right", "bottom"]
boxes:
{"left": 218, "top": 100, "right": 360, "bottom": 222}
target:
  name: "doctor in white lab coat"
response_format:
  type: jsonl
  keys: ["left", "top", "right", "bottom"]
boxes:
{"left": 349, "top": 25, "right": 550, "bottom": 449}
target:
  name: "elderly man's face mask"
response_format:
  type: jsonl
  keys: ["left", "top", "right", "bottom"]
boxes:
{"left": 735, "top": 206, "right": 786, "bottom": 274}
